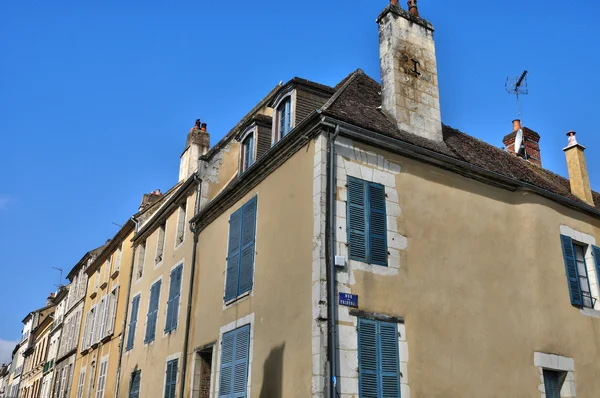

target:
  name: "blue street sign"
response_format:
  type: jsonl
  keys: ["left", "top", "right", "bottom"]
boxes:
{"left": 339, "top": 293, "right": 358, "bottom": 308}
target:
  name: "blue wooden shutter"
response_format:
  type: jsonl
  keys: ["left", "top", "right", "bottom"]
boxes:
{"left": 219, "top": 330, "right": 235, "bottom": 397}
{"left": 145, "top": 281, "right": 161, "bottom": 343}
{"left": 232, "top": 325, "right": 250, "bottom": 397}
{"left": 164, "top": 359, "right": 177, "bottom": 398}
{"left": 238, "top": 198, "right": 257, "bottom": 296}
{"left": 368, "top": 183, "right": 388, "bottom": 266}
{"left": 560, "top": 235, "right": 583, "bottom": 306}
{"left": 164, "top": 361, "right": 172, "bottom": 398}
{"left": 379, "top": 322, "right": 400, "bottom": 397}
{"left": 358, "top": 318, "right": 378, "bottom": 397}
{"left": 348, "top": 177, "right": 367, "bottom": 262}
{"left": 129, "top": 371, "right": 140, "bottom": 398}
{"left": 165, "top": 265, "right": 183, "bottom": 332}
{"left": 592, "top": 245, "right": 600, "bottom": 286}
{"left": 225, "top": 209, "right": 242, "bottom": 302}
{"left": 126, "top": 296, "right": 140, "bottom": 350}
{"left": 543, "top": 370, "right": 561, "bottom": 398}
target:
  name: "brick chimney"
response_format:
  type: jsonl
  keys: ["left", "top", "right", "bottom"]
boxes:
{"left": 179, "top": 119, "right": 210, "bottom": 182}
{"left": 502, "top": 119, "right": 542, "bottom": 166}
{"left": 377, "top": 0, "right": 443, "bottom": 142}
{"left": 563, "top": 131, "right": 594, "bottom": 206}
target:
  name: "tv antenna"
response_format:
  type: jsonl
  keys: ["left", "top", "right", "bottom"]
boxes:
{"left": 505, "top": 70, "right": 529, "bottom": 121}
{"left": 51, "top": 267, "right": 63, "bottom": 289}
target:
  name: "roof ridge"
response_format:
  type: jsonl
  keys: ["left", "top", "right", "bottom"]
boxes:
{"left": 321, "top": 69, "right": 365, "bottom": 112}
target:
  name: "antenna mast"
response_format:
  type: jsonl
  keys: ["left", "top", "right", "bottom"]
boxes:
{"left": 52, "top": 267, "right": 63, "bottom": 289}
{"left": 506, "top": 70, "right": 529, "bottom": 121}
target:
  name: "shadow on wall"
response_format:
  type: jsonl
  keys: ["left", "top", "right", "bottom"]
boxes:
{"left": 259, "top": 343, "right": 285, "bottom": 398}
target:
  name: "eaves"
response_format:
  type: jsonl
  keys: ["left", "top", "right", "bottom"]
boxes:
{"left": 86, "top": 219, "right": 135, "bottom": 276}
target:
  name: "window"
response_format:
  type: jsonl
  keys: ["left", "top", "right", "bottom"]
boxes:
{"left": 560, "top": 235, "right": 600, "bottom": 308}
{"left": 224, "top": 197, "right": 257, "bottom": 302}
{"left": 129, "top": 370, "right": 141, "bottom": 398}
{"left": 97, "top": 297, "right": 107, "bottom": 341}
{"left": 543, "top": 370, "right": 564, "bottom": 398}
{"left": 88, "top": 306, "right": 97, "bottom": 348}
{"left": 176, "top": 204, "right": 187, "bottom": 246}
{"left": 347, "top": 177, "right": 388, "bottom": 266}
{"left": 76, "top": 369, "right": 85, "bottom": 398}
{"left": 156, "top": 223, "right": 166, "bottom": 265}
{"left": 241, "top": 134, "right": 254, "bottom": 172}
{"left": 144, "top": 280, "right": 161, "bottom": 343}
{"left": 126, "top": 295, "right": 140, "bottom": 351}
{"left": 136, "top": 242, "right": 146, "bottom": 280}
{"left": 94, "top": 270, "right": 100, "bottom": 290}
{"left": 358, "top": 318, "right": 400, "bottom": 398}
{"left": 275, "top": 98, "right": 292, "bottom": 140}
{"left": 96, "top": 359, "right": 108, "bottom": 398}
{"left": 115, "top": 245, "right": 123, "bottom": 273}
{"left": 164, "top": 359, "right": 178, "bottom": 398}
{"left": 106, "top": 287, "right": 118, "bottom": 336}
{"left": 165, "top": 265, "right": 183, "bottom": 333}
{"left": 218, "top": 325, "right": 250, "bottom": 398}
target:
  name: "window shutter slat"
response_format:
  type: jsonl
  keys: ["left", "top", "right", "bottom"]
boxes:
{"left": 238, "top": 199, "right": 257, "bottom": 296}
{"left": 145, "top": 281, "right": 161, "bottom": 343}
{"left": 166, "top": 266, "right": 183, "bottom": 332}
{"left": 219, "top": 331, "right": 235, "bottom": 397}
{"left": 127, "top": 296, "right": 140, "bottom": 350}
{"left": 232, "top": 325, "right": 250, "bottom": 397}
{"left": 379, "top": 322, "right": 400, "bottom": 397}
{"left": 225, "top": 209, "right": 243, "bottom": 301}
{"left": 348, "top": 178, "right": 367, "bottom": 262}
{"left": 369, "top": 183, "right": 388, "bottom": 266}
{"left": 358, "top": 319, "right": 379, "bottom": 397}
{"left": 560, "top": 235, "right": 583, "bottom": 306}
{"left": 543, "top": 370, "right": 561, "bottom": 398}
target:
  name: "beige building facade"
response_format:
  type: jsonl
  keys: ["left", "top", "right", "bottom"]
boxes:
{"left": 70, "top": 221, "right": 134, "bottom": 398}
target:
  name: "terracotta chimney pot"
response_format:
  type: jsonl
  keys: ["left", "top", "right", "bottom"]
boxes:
{"left": 407, "top": 0, "right": 419, "bottom": 16}
{"left": 390, "top": 0, "right": 399, "bottom": 5}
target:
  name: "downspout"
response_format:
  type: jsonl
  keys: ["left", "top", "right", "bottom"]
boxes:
{"left": 179, "top": 173, "right": 202, "bottom": 398}
{"left": 327, "top": 125, "right": 340, "bottom": 398}
{"left": 113, "top": 217, "right": 139, "bottom": 398}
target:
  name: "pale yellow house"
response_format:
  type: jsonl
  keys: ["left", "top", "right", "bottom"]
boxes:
{"left": 70, "top": 221, "right": 135, "bottom": 398}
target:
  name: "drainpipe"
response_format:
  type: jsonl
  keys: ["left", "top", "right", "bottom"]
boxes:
{"left": 113, "top": 216, "right": 139, "bottom": 398}
{"left": 179, "top": 174, "right": 202, "bottom": 398}
{"left": 327, "top": 125, "right": 340, "bottom": 398}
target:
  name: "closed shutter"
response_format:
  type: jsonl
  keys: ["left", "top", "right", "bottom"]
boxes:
{"left": 225, "top": 209, "right": 243, "bottom": 302}
{"left": 145, "top": 281, "right": 161, "bottom": 343}
{"left": 165, "top": 265, "right": 183, "bottom": 332}
{"left": 126, "top": 296, "right": 140, "bottom": 350}
{"left": 96, "top": 360, "right": 107, "bottom": 398}
{"left": 156, "top": 225, "right": 166, "bottom": 263}
{"left": 369, "top": 183, "right": 388, "bottom": 266}
{"left": 560, "top": 235, "right": 583, "bottom": 306}
{"left": 81, "top": 314, "right": 89, "bottom": 350}
{"left": 164, "top": 359, "right": 178, "bottom": 398}
{"left": 129, "top": 371, "right": 141, "bottom": 398}
{"left": 76, "top": 370, "right": 85, "bottom": 398}
{"left": 88, "top": 307, "right": 97, "bottom": 347}
{"left": 592, "top": 245, "right": 600, "bottom": 286}
{"left": 543, "top": 370, "right": 561, "bottom": 398}
{"left": 358, "top": 319, "right": 400, "bottom": 398}
{"left": 107, "top": 288, "right": 118, "bottom": 334}
{"left": 115, "top": 246, "right": 122, "bottom": 271}
{"left": 219, "top": 325, "right": 250, "bottom": 398}
{"left": 348, "top": 177, "right": 367, "bottom": 262}
{"left": 98, "top": 298, "right": 107, "bottom": 340}
{"left": 238, "top": 198, "right": 257, "bottom": 296}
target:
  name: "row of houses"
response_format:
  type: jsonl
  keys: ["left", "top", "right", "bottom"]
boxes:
{"left": 2, "top": 1, "right": 600, "bottom": 397}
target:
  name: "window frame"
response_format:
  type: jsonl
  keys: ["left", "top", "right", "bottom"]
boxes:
{"left": 165, "top": 263, "right": 184, "bottom": 334}
{"left": 129, "top": 370, "right": 141, "bottom": 398}
{"left": 155, "top": 223, "right": 167, "bottom": 266}
{"left": 126, "top": 293, "right": 141, "bottom": 351}
{"left": 144, "top": 278, "right": 162, "bottom": 344}
{"left": 560, "top": 233, "right": 600, "bottom": 310}
{"left": 271, "top": 89, "right": 295, "bottom": 146}
{"left": 239, "top": 129, "right": 256, "bottom": 173}
{"left": 135, "top": 241, "right": 146, "bottom": 281}
{"left": 175, "top": 203, "right": 187, "bottom": 248}
{"left": 164, "top": 358, "right": 179, "bottom": 398}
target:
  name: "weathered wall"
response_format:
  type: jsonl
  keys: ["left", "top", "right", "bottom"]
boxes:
{"left": 187, "top": 142, "right": 315, "bottom": 398}
{"left": 116, "top": 192, "right": 196, "bottom": 398}
{"left": 333, "top": 136, "right": 600, "bottom": 398}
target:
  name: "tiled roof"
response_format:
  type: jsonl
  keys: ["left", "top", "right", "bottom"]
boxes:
{"left": 323, "top": 69, "right": 600, "bottom": 211}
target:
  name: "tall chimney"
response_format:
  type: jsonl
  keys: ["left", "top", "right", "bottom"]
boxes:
{"left": 563, "top": 131, "right": 594, "bottom": 206}
{"left": 377, "top": 0, "right": 443, "bottom": 142}
{"left": 502, "top": 119, "right": 542, "bottom": 166}
{"left": 179, "top": 119, "right": 210, "bottom": 182}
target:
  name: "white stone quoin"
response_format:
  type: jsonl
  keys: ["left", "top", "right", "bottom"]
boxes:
{"left": 378, "top": 5, "right": 443, "bottom": 142}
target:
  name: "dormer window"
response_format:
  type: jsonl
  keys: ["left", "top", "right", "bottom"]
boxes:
{"left": 241, "top": 134, "right": 255, "bottom": 172}
{"left": 276, "top": 98, "right": 292, "bottom": 140}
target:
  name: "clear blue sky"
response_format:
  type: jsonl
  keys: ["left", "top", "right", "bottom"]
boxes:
{"left": 1, "top": 0, "right": 599, "bottom": 352}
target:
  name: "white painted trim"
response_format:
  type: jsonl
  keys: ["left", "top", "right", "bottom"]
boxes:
{"left": 271, "top": 90, "right": 296, "bottom": 145}
{"left": 238, "top": 126, "right": 258, "bottom": 174}
{"left": 533, "top": 352, "right": 576, "bottom": 397}
{"left": 212, "top": 313, "right": 254, "bottom": 398}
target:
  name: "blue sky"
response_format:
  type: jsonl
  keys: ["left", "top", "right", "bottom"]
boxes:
{"left": 0, "top": 0, "right": 598, "bottom": 353}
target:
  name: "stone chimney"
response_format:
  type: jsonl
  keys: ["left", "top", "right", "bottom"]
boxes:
{"left": 377, "top": 0, "right": 443, "bottom": 142}
{"left": 46, "top": 292, "right": 55, "bottom": 306}
{"left": 179, "top": 119, "right": 210, "bottom": 182}
{"left": 563, "top": 131, "right": 594, "bottom": 206}
{"left": 502, "top": 119, "right": 542, "bottom": 166}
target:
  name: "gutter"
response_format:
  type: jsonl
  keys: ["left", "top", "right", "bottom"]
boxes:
{"left": 326, "top": 125, "right": 340, "bottom": 398}
{"left": 179, "top": 173, "right": 202, "bottom": 398}
{"left": 320, "top": 116, "right": 600, "bottom": 219}
{"left": 113, "top": 216, "right": 139, "bottom": 398}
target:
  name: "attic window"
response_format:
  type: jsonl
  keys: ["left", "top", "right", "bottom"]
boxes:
{"left": 276, "top": 98, "right": 292, "bottom": 139}
{"left": 240, "top": 131, "right": 255, "bottom": 173}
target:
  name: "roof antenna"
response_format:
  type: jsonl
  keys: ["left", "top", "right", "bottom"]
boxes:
{"left": 506, "top": 70, "right": 529, "bottom": 159}
{"left": 51, "top": 267, "right": 63, "bottom": 289}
